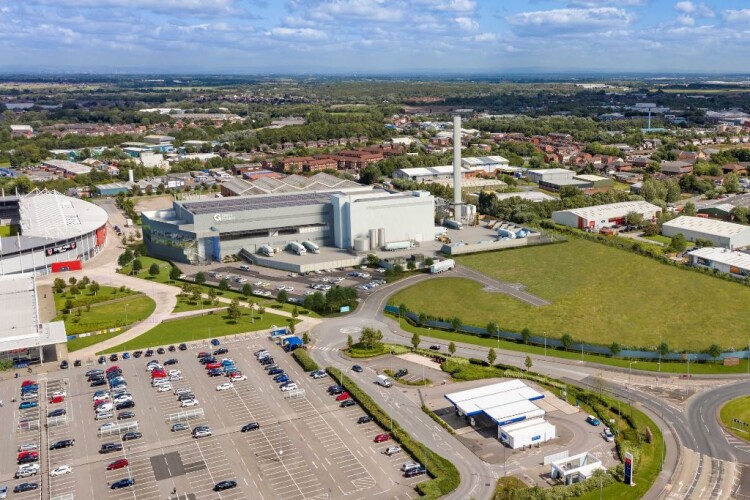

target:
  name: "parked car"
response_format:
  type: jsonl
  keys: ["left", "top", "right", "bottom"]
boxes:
{"left": 374, "top": 433, "right": 391, "bottom": 443}
{"left": 216, "top": 382, "right": 234, "bottom": 391}
{"left": 274, "top": 374, "right": 290, "bottom": 384}
{"left": 214, "top": 348, "right": 228, "bottom": 355}
{"left": 116, "top": 400, "right": 135, "bottom": 410}
{"left": 357, "top": 415, "right": 372, "bottom": 424}
{"left": 99, "top": 443, "right": 123, "bottom": 454}
{"left": 340, "top": 399, "right": 356, "bottom": 408}
{"left": 311, "top": 370, "right": 327, "bottom": 379}
{"left": 602, "top": 427, "right": 615, "bottom": 442}
{"left": 47, "top": 409, "right": 66, "bottom": 418}
{"left": 181, "top": 399, "right": 199, "bottom": 408}
{"left": 171, "top": 423, "right": 189, "bottom": 432}
{"left": 404, "top": 466, "right": 426, "bottom": 478}
{"left": 50, "top": 465, "right": 72, "bottom": 477}
{"left": 384, "top": 446, "right": 402, "bottom": 456}
{"left": 241, "top": 422, "right": 260, "bottom": 432}
{"left": 107, "top": 459, "right": 129, "bottom": 470}
{"left": 91, "top": 379, "right": 106, "bottom": 387}
{"left": 117, "top": 412, "right": 136, "bottom": 420}
{"left": 586, "top": 415, "right": 601, "bottom": 426}
{"left": 268, "top": 368, "right": 284, "bottom": 376}
{"left": 213, "top": 480, "right": 237, "bottom": 492}
{"left": 429, "top": 344, "right": 441, "bottom": 351}
{"left": 49, "top": 396, "right": 64, "bottom": 404}
{"left": 13, "top": 483, "right": 38, "bottom": 493}
{"left": 394, "top": 369, "right": 408, "bottom": 378}
{"left": 18, "top": 443, "right": 38, "bottom": 452}
{"left": 111, "top": 478, "right": 135, "bottom": 489}
{"left": 192, "top": 426, "right": 211, "bottom": 438}
{"left": 122, "top": 432, "right": 142, "bottom": 442}
{"left": 211, "top": 339, "right": 221, "bottom": 346}
{"left": 60, "top": 360, "right": 69, "bottom": 369}
{"left": 109, "top": 354, "right": 118, "bottom": 362}
{"left": 335, "top": 392, "right": 350, "bottom": 402}
{"left": 208, "top": 368, "right": 223, "bottom": 377}
{"left": 168, "top": 345, "right": 176, "bottom": 352}
{"left": 230, "top": 373, "right": 247, "bottom": 382}
{"left": 49, "top": 439, "right": 74, "bottom": 450}
{"left": 178, "top": 343, "right": 188, "bottom": 351}
{"left": 164, "top": 359, "right": 178, "bottom": 366}
{"left": 19, "top": 401, "right": 38, "bottom": 410}
{"left": 156, "top": 347, "right": 165, "bottom": 355}
{"left": 280, "top": 382, "right": 298, "bottom": 391}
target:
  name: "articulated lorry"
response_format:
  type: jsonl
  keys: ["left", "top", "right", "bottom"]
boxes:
{"left": 258, "top": 245, "right": 275, "bottom": 257}
{"left": 288, "top": 241, "right": 307, "bottom": 256}
{"left": 383, "top": 240, "right": 414, "bottom": 251}
{"left": 302, "top": 241, "right": 320, "bottom": 254}
{"left": 429, "top": 259, "right": 455, "bottom": 274}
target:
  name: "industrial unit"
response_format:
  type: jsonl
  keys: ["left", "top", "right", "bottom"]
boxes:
{"left": 142, "top": 187, "right": 435, "bottom": 264}
{"left": 499, "top": 418, "right": 557, "bottom": 449}
{"left": 661, "top": 216, "right": 750, "bottom": 249}
{"left": 687, "top": 247, "right": 750, "bottom": 277}
{"left": 552, "top": 201, "right": 662, "bottom": 231}
{"left": 527, "top": 168, "right": 575, "bottom": 185}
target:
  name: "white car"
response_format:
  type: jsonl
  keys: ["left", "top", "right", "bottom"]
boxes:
{"left": 17, "top": 443, "right": 38, "bottom": 452}
{"left": 280, "top": 383, "right": 298, "bottom": 392}
{"left": 216, "top": 382, "right": 234, "bottom": 391}
{"left": 157, "top": 384, "right": 173, "bottom": 392}
{"left": 192, "top": 426, "right": 212, "bottom": 438}
{"left": 283, "top": 286, "right": 294, "bottom": 292}
{"left": 180, "top": 399, "right": 199, "bottom": 408}
{"left": 50, "top": 465, "right": 72, "bottom": 477}
{"left": 312, "top": 371, "right": 327, "bottom": 379}
{"left": 170, "top": 374, "right": 184, "bottom": 381}
{"left": 230, "top": 374, "right": 247, "bottom": 382}
{"left": 99, "top": 423, "right": 116, "bottom": 432}
{"left": 113, "top": 396, "right": 133, "bottom": 404}
{"left": 168, "top": 369, "right": 181, "bottom": 377}
{"left": 51, "top": 390, "right": 67, "bottom": 398}
{"left": 93, "top": 392, "right": 110, "bottom": 400}
{"left": 253, "top": 281, "right": 264, "bottom": 287}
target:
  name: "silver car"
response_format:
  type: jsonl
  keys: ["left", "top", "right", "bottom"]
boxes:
{"left": 17, "top": 443, "right": 38, "bottom": 452}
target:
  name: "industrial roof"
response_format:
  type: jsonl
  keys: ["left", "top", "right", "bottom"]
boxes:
{"left": 182, "top": 191, "right": 339, "bottom": 214}
{"left": 222, "top": 172, "right": 362, "bottom": 196}
{"left": 499, "top": 417, "right": 549, "bottom": 432}
{"left": 688, "top": 247, "right": 750, "bottom": 269}
{"left": 528, "top": 168, "right": 573, "bottom": 175}
{"left": 461, "top": 155, "right": 510, "bottom": 166}
{"left": 0, "top": 274, "right": 65, "bottom": 352}
{"left": 42, "top": 159, "right": 92, "bottom": 175}
{"left": 396, "top": 165, "right": 471, "bottom": 177}
{"left": 663, "top": 216, "right": 750, "bottom": 237}
{"left": 554, "top": 200, "right": 661, "bottom": 220}
{"left": 18, "top": 189, "right": 109, "bottom": 239}
{"left": 483, "top": 400, "right": 546, "bottom": 426}
{"left": 445, "top": 379, "right": 544, "bottom": 417}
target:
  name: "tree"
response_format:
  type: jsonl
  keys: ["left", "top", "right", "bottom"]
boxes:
{"left": 227, "top": 297, "right": 242, "bottom": 323}
{"left": 658, "top": 341, "right": 669, "bottom": 357}
{"left": 277, "top": 289, "right": 289, "bottom": 304}
{"left": 89, "top": 282, "right": 100, "bottom": 296}
{"left": 219, "top": 279, "right": 230, "bottom": 291}
{"left": 731, "top": 206, "right": 749, "bottom": 224}
{"left": 418, "top": 312, "right": 428, "bottom": 326}
{"left": 411, "top": 332, "right": 421, "bottom": 350}
{"left": 191, "top": 287, "right": 202, "bottom": 304}
{"left": 669, "top": 233, "right": 687, "bottom": 253}
{"left": 683, "top": 201, "right": 697, "bottom": 217}
{"left": 707, "top": 343, "right": 722, "bottom": 362}
{"left": 207, "top": 287, "right": 217, "bottom": 301}
{"left": 242, "top": 283, "right": 252, "bottom": 297}
{"left": 561, "top": 333, "right": 574, "bottom": 351}
{"left": 79, "top": 276, "right": 90, "bottom": 287}
{"left": 425, "top": 257, "right": 434, "bottom": 267}
{"left": 488, "top": 348, "right": 497, "bottom": 365}
{"left": 68, "top": 277, "right": 77, "bottom": 286}
{"left": 407, "top": 261, "right": 416, "bottom": 271}
{"left": 610, "top": 342, "right": 622, "bottom": 357}
{"left": 258, "top": 305, "right": 266, "bottom": 318}
{"left": 486, "top": 322, "right": 498, "bottom": 337}
{"left": 53, "top": 277, "right": 66, "bottom": 291}
{"left": 359, "top": 327, "right": 384, "bottom": 350}
{"left": 194, "top": 272, "right": 206, "bottom": 285}
{"left": 451, "top": 317, "right": 462, "bottom": 332}
{"left": 448, "top": 341, "right": 456, "bottom": 355}
{"left": 69, "top": 284, "right": 79, "bottom": 296}
{"left": 665, "top": 180, "right": 681, "bottom": 203}
{"left": 302, "top": 332, "right": 310, "bottom": 344}
{"left": 642, "top": 222, "right": 660, "bottom": 236}
{"left": 169, "top": 266, "right": 181, "bottom": 281}
{"left": 291, "top": 306, "right": 299, "bottom": 319}
{"left": 149, "top": 263, "right": 160, "bottom": 277}
{"left": 366, "top": 254, "right": 380, "bottom": 266}
{"left": 725, "top": 172, "right": 740, "bottom": 193}
{"left": 625, "top": 211, "right": 644, "bottom": 228}
{"left": 64, "top": 298, "right": 74, "bottom": 314}
{"left": 347, "top": 335, "right": 354, "bottom": 349}
{"left": 521, "top": 327, "right": 531, "bottom": 344}
{"left": 524, "top": 355, "right": 533, "bottom": 371}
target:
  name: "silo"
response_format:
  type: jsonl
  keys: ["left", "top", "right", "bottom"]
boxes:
{"left": 354, "top": 237, "right": 370, "bottom": 252}
{"left": 378, "top": 228, "right": 385, "bottom": 248}
{"left": 369, "top": 229, "right": 377, "bottom": 250}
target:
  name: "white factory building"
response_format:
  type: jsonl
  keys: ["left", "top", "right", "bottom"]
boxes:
{"left": 552, "top": 201, "right": 662, "bottom": 231}
{"left": 662, "top": 216, "right": 750, "bottom": 249}
{"left": 444, "top": 380, "right": 555, "bottom": 447}
{"left": 527, "top": 168, "right": 575, "bottom": 185}
{"left": 687, "top": 247, "right": 750, "bottom": 277}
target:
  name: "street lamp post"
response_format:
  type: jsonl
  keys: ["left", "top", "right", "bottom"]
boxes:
{"left": 628, "top": 361, "right": 637, "bottom": 412}
{"left": 544, "top": 332, "right": 547, "bottom": 358}
{"left": 125, "top": 303, "right": 129, "bottom": 324}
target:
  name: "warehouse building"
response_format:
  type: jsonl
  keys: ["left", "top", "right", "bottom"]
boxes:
{"left": 552, "top": 201, "right": 661, "bottom": 231}
{"left": 142, "top": 187, "right": 435, "bottom": 264}
{"left": 687, "top": 247, "right": 750, "bottom": 277}
{"left": 662, "top": 216, "right": 750, "bottom": 249}
{"left": 527, "top": 168, "right": 574, "bottom": 185}
{"left": 499, "top": 418, "right": 557, "bottom": 450}
{"left": 461, "top": 155, "right": 510, "bottom": 173}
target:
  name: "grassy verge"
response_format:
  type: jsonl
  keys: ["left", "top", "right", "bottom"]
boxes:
{"left": 719, "top": 396, "right": 750, "bottom": 442}
{"left": 119, "top": 256, "right": 180, "bottom": 285}
{"left": 68, "top": 330, "right": 127, "bottom": 353}
{"left": 326, "top": 367, "right": 459, "bottom": 498}
{"left": 421, "top": 405, "right": 455, "bottom": 435}
{"left": 384, "top": 368, "right": 430, "bottom": 386}
{"left": 643, "top": 234, "right": 672, "bottom": 245}
{"left": 175, "top": 283, "right": 320, "bottom": 317}
{"left": 493, "top": 476, "right": 528, "bottom": 499}
{"left": 394, "top": 315, "right": 750, "bottom": 375}
{"left": 101, "top": 310, "right": 294, "bottom": 354}
{"left": 292, "top": 349, "right": 319, "bottom": 372}
{"left": 56, "top": 294, "right": 156, "bottom": 336}
{"left": 54, "top": 286, "right": 137, "bottom": 310}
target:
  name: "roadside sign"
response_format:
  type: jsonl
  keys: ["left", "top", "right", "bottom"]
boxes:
{"left": 340, "top": 306, "right": 350, "bottom": 313}
{"left": 624, "top": 452, "right": 634, "bottom": 485}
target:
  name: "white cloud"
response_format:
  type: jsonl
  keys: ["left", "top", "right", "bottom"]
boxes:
{"left": 455, "top": 16, "right": 478, "bottom": 32}
{"left": 28, "top": 0, "right": 239, "bottom": 14}
{"left": 677, "top": 14, "right": 694, "bottom": 26}
{"left": 507, "top": 8, "right": 633, "bottom": 33}
{"left": 723, "top": 9, "right": 750, "bottom": 23}
{"left": 266, "top": 27, "right": 327, "bottom": 40}
{"left": 473, "top": 32, "right": 497, "bottom": 42}
{"left": 569, "top": 1, "right": 644, "bottom": 6}
{"left": 310, "top": 0, "right": 404, "bottom": 22}
{"left": 675, "top": 1, "right": 695, "bottom": 13}
{"left": 675, "top": 1, "right": 714, "bottom": 17}
{"left": 412, "top": 0, "right": 476, "bottom": 13}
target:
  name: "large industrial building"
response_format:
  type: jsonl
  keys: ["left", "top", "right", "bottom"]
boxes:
{"left": 662, "top": 216, "right": 750, "bottom": 249}
{"left": 552, "top": 201, "right": 661, "bottom": 231}
{"left": 0, "top": 189, "right": 109, "bottom": 275}
{"left": 687, "top": 247, "right": 750, "bottom": 277}
{"left": 0, "top": 273, "right": 67, "bottom": 365}
{"left": 142, "top": 186, "right": 436, "bottom": 264}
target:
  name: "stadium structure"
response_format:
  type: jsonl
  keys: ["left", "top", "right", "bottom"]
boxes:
{"left": 0, "top": 189, "right": 109, "bottom": 276}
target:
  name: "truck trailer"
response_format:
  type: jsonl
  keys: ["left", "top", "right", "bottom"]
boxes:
{"left": 288, "top": 241, "right": 307, "bottom": 256}
{"left": 258, "top": 245, "right": 275, "bottom": 257}
{"left": 443, "top": 219, "right": 463, "bottom": 230}
{"left": 430, "top": 259, "right": 455, "bottom": 274}
{"left": 383, "top": 240, "right": 414, "bottom": 251}
{"left": 302, "top": 241, "right": 320, "bottom": 254}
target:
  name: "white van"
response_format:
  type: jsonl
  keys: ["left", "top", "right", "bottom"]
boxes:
{"left": 376, "top": 375, "right": 392, "bottom": 388}
{"left": 239, "top": 265, "right": 251, "bottom": 271}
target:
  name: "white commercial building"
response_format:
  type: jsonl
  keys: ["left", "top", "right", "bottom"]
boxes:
{"left": 550, "top": 452, "right": 605, "bottom": 485}
{"left": 461, "top": 156, "right": 510, "bottom": 173}
{"left": 499, "top": 418, "right": 557, "bottom": 449}
{"left": 687, "top": 247, "right": 750, "bottom": 277}
{"left": 552, "top": 201, "right": 662, "bottom": 231}
{"left": 527, "top": 168, "right": 574, "bottom": 185}
{"left": 42, "top": 159, "right": 92, "bottom": 176}
{"left": 662, "top": 216, "right": 750, "bottom": 249}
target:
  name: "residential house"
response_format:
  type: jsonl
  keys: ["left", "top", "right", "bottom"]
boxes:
{"left": 660, "top": 160, "right": 693, "bottom": 176}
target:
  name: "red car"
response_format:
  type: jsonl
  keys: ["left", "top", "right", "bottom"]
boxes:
{"left": 205, "top": 362, "right": 221, "bottom": 370}
{"left": 197, "top": 352, "right": 209, "bottom": 358}
{"left": 93, "top": 398, "right": 109, "bottom": 407}
{"left": 151, "top": 370, "right": 167, "bottom": 378}
{"left": 374, "top": 433, "right": 391, "bottom": 443}
{"left": 21, "top": 380, "right": 36, "bottom": 387}
{"left": 105, "top": 365, "right": 120, "bottom": 374}
{"left": 49, "top": 396, "right": 64, "bottom": 404}
{"left": 107, "top": 458, "right": 129, "bottom": 470}
{"left": 335, "top": 392, "right": 350, "bottom": 402}
{"left": 18, "top": 451, "right": 39, "bottom": 460}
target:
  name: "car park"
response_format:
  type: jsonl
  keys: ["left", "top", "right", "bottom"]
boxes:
{"left": 241, "top": 422, "right": 260, "bottom": 432}
{"left": 213, "top": 480, "right": 237, "bottom": 492}
{"left": 50, "top": 465, "right": 72, "bottom": 477}
{"left": 111, "top": 478, "right": 135, "bottom": 489}
{"left": 192, "top": 426, "right": 212, "bottom": 438}
{"left": 99, "top": 443, "right": 123, "bottom": 454}
{"left": 107, "top": 459, "right": 129, "bottom": 470}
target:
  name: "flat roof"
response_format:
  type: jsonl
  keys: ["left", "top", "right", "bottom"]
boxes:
{"left": 445, "top": 379, "right": 544, "bottom": 417}
{"left": 499, "top": 417, "right": 549, "bottom": 433}
{"left": 42, "top": 159, "right": 92, "bottom": 175}
{"left": 182, "top": 190, "right": 340, "bottom": 215}
{"left": 528, "top": 168, "right": 573, "bottom": 175}
{"left": 663, "top": 216, "right": 750, "bottom": 237}
{"left": 574, "top": 174, "right": 611, "bottom": 182}
{"left": 688, "top": 247, "right": 750, "bottom": 269}
{"left": 396, "top": 165, "right": 471, "bottom": 176}
{"left": 554, "top": 200, "right": 661, "bottom": 220}
{"left": 0, "top": 274, "right": 64, "bottom": 351}
{"left": 462, "top": 155, "right": 509, "bottom": 165}
{"left": 483, "top": 400, "right": 546, "bottom": 426}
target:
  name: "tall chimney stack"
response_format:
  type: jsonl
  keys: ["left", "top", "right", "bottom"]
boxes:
{"left": 452, "top": 114, "right": 462, "bottom": 220}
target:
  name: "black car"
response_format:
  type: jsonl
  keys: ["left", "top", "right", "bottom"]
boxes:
{"left": 109, "top": 354, "right": 118, "bottom": 362}
{"left": 177, "top": 393, "right": 195, "bottom": 401}
{"left": 260, "top": 357, "right": 274, "bottom": 365}
{"left": 111, "top": 478, "right": 135, "bottom": 489}
{"left": 60, "top": 360, "right": 69, "bottom": 369}
{"left": 429, "top": 344, "right": 441, "bottom": 351}
{"left": 156, "top": 347, "right": 165, "bottom": 355}
{"left": 394, "top": 369, "right": 408, "bottom": 378}
{"left": 327, "top": 384, "right": 344, "bottom": 394}
{"left": 17, "top": 455, "right": 39, "bottom": 465}
{"left": 164, "top": 359, "right": 178, "bottom": 366}
{"left": 133, "top": 351, "right": 143, "bottom": 358}
{"left": 14, "top": 483, "right": 39, "bottom": 493}
{"left": 48, "top": 409, "right": 66, "bottom": 418}
{"left": 241, "top": 422, "right": 260, "bottom": 432}
{"left": 352, "top": 365, "right": 363, "bottom": 372}
{"left": 73, "top": 360, "right": 82, "bottom": 367}
{"left": 357, "top": 415, "right": 372, "bottom": 424}
{"left": 145, "top": 349, "right": 154, "bottom": 357}
{"left": 168, "top": 345, "right": 176, "bottom": 352}
{"left": 213, "top": 480, "right": 237, "bottom": 492}
{"left": 178, "top": 343, "right": 188, "bottom": 351}
{"left": 49, "top": 439, "right": 74, "bottom": 450}
{"left": 117, "top": 412, "right": 136, "bottom": 420}
{"left": 106, "top": 370, "right": 123, "bottom": 379}
{"left": 122, "top": 432, "right": 142, "bottom": 441}
{"left": 340, "top": 399, "right": 356, "bottom": 408}
{"left": 213, "top": 348, "right": 228, "bottom": 355}
{"left": 404, "top": 466, "right": 427, "bottom": 478}
{"left": 91, "top": 379, "right": 107, "bottom": 387}
{"left": 199, "top": 357, "right": 216, "bottom": 365}
{"left": 99, "top": 443, "right": 123, "bottom": 454}
{"left": 208, "top": 369, "right": 223, "bottom": 377}
{"left": 86, "top": 369, "right": 104, "bottom": 377}
{"left": 115, "top": 401, "right": 135, "bottom": 410}
{"left": 98, "top": 356, "right": 107, "bottom": 364}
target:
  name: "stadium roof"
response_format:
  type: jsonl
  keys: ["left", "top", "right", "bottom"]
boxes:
{"left": 18, "top": 189, "right": 108, "bottom": 239}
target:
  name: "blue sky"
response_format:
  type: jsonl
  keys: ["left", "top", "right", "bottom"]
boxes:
{"left": 1, "top": 0, "right": 749, "bottom": 74}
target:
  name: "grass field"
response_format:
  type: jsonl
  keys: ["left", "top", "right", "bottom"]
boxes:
{"left": 54, "top": 286, "right": 137, "bottom": 310}
{"left": 100, "top": 309, "right": 293, "bottom": 353}
{"left": 391, "top": 238, "right": 750, "bottom": 351}
{"left": 720, "top": 397, "right": 750, "bottom": 442}
{"left": 55, "top": 294, "right": 156, "bottom": 336}
{"left": 643, "top": 234, "right": 672, "bottom": 245}
{"left": 119, "top": 256, "right": 177, "bottom": 284}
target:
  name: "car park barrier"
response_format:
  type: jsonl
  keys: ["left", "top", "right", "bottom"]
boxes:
{"left": 47, "top": 415, "right": 68, "bottom": 428}
{"left": 284, "top": 389, "right": 306, "bottom": 399}
{"left": 167, "top": 408, "right": 205, "bottom": 423}
{"left": 98, "top": 421, "right": 139, "bottom": 437}
{"left": 17, "top": 420, "right": 40, "bottom": 432}
{"left": 51, "top": 494, "right": 74, "bottom": 500}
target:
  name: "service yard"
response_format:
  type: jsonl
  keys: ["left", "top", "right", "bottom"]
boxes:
{"left": 0, "top": 335, "right": 419, "bottom": 500}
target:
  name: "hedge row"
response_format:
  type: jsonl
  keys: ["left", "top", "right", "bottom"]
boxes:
{"left": 292, "top": 349, "right": 319, "bottom": 372}
{"left": 421, "top": 405, "right": 455, "bottom": 435}
{"left": 325, "top": 367, "right": 459, "bottom": 498}
{"left": 384, "top": 369, "right": 431, "bottom": 386}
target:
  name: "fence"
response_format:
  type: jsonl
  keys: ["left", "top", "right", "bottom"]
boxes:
{"left": 385, "top": 305, "right": 747, "bottom": 361}
{"left": 167, "top": 408, "right": 204, "bottom": 423}
{"left": 284, "top": 389, "right": 306, "bottom": 399}
{"left": 17, "top": 420, "right": 39, "bottom": 432}
{"left": 51, "top": 495, "right": 74, "bottom": 500}
{"left": 47, "top": 415, "right": 68, "bottom": 428}
{"left": 98, "top": 421, "right": 139, "bottom": 437}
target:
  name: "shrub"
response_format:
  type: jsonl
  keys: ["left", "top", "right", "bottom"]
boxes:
{"left": 292, "top": 349, "right": 319, "bottom": 372}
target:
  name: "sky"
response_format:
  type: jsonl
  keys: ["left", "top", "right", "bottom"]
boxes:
{"left": 1, "top": 0, "right": 750, "bottom": 74}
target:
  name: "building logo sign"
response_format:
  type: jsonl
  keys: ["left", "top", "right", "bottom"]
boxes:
{"left": 47, "top": 241, "right": 77, "bottom": 256}
{"left": 213, "top": 213, "right": 234, "bottom": 222}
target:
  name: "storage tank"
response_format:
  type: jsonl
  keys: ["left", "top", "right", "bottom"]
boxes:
{"left": 378, "top": 228, "right": 385, "bottom": 247}
{"left": 354, "top": 237, "right": 370, "bottom": 252}
{"left": 369, "top": 229, "right": 377, "bottom": 250}
{"left": 302, "top": 241, "right": 320, "bottom": 254}
{"left": 288, "top": 241, "right": 307, "bottom": 256}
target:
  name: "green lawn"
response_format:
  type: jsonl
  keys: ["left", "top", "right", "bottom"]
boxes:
{"left": 173, "top": 285, "right": 320, "bottom": 317}
{"left": 391, "top": 238, "right": 750, "bottom": 351}
{"left": 119, "top": 256, "right": 179, "bottom": 285}
{"left": 55, "top": 294, "right": 156, "bottom": 335}
{"left": 720, "top": 397, "right": 750, "bottom": 442}
{"left": 100, "top": 310, "right": 295, "bottom": 353}
{"left": 54, "top": 286, "right": 137, "bottom": 310}
{"left": 643, "top": 234, "right": 672, "bottom": 245}
{"left": 67, "top": 330, "right": 128, "bottom": 353}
